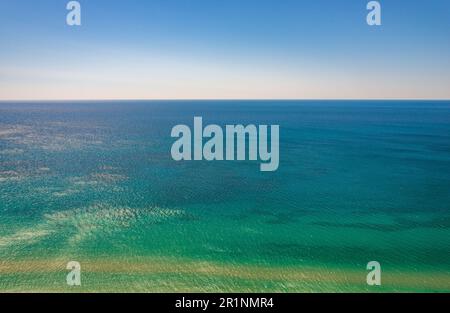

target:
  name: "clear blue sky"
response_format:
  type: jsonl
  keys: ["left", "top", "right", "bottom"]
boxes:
{"left": 1, "top": 0, "right": 449, "bottom": 100}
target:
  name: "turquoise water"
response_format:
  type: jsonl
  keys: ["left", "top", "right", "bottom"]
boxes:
{"left": 0, "top": 100, "right": 449, "bottom": 292}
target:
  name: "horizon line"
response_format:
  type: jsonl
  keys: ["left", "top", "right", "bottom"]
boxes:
{"left": 1, "top": 98, "right": 450, "bottom": 102}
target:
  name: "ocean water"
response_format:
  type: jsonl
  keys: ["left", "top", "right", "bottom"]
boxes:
{"left": 0, "top": 100, "right": 449, "bottom": 292}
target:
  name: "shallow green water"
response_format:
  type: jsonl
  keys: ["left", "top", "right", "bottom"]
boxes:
{"left": 0, "top": 100, "right": 449, "bottom": 292}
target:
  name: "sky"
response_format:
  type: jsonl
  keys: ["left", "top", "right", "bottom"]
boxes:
{"left": 0, "top": 0, "right": 449, "bottom": 100}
